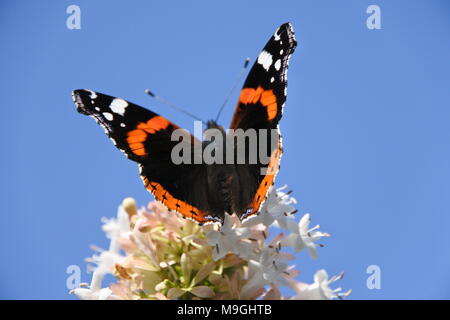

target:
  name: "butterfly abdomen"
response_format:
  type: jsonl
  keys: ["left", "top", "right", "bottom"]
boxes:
{"left": 206, "top": 165, "right": 231, "bottom": 214}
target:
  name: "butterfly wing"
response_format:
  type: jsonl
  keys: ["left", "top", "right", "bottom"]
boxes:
{"left": 231, "top": 22, "right": 296, "bottom": 130}
{"left": 72, "top": 89, "right": 222, "bottom": 224}
{"left": 230, "top": 23, "right": 297, "bottom": 220}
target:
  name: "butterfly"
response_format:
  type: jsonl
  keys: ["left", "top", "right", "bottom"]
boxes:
{"left": 72, "top": 23, "right": 297, "bottom": 225}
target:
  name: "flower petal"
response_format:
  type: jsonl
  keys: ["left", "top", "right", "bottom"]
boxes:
{"left": 190, "top": 286, "right": 215, "bottom": 298}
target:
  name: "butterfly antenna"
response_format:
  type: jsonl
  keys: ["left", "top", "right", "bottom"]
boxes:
{"left": 214, "top": 57, "right": 251, "bottom": 123}
{"left": 145, "top": 89, "right": 207, "bottom": 125}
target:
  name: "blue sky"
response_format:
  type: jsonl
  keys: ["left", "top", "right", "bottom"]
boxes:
{"left": 0, "top": 0, "right": 449, "bottom": 299}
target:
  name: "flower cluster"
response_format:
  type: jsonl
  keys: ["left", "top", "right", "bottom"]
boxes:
{"left": 72, "top": 186, "right": 350, "bottom": 300}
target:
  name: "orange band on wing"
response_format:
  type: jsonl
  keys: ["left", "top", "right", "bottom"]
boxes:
{"left": 136, "top": 116, "right": 171, "bottom": 133}
{"left": 245, "top": 139, "right": 282, "bottom": 218}
{"left": 141, "top": 176, "right": 213, "bottom": 225}
{"left": 126, "top": 116, "right": 175, "bottom": 156}
{"left": 239, "top": 86, "right": 278, "bottom": 121}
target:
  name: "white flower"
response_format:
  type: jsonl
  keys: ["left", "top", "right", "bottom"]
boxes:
{"left": 244, "top": 185, "right": 298, "bottom": 230}
{"left": 72, "top": 287, "right": 120, "bottom": 300}
{"left": 102, "top": 205, "right": 131, "bottom": 253}
{"left": 290, "top": 269, "right": 350, "bottom": 300}
{"left": 74, "top": 203, "right": 129, "bottom": 299}
{"left": 282, "top": 213, "right": 328, "bottom": 259}
{"left": 206, "top": 214, "right": 253, "bottom": 260}
{"left": 87, "top": 205, "right": 129, "bottom": 276}
{"left": 87, "top": 250, "right": 123, "bottom": 276}
{"left": 241, "top": 247, "right": 290, "bottom": 298}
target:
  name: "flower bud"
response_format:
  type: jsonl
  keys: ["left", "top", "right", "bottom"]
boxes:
{"left": 122, "top": 197, "right": 137, "bottom": 218}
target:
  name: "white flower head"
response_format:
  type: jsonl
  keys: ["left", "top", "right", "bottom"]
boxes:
{"left": 72, "top": 287, "right": 120, "bottom": 300}
{"left": 75, "top": 203, "right": 129, "bottom": 298}
{"left": 74, "top": 184, "right": 349, "bottom": 300}
{"left": 241, "top": 247, "right": 291, "bottom": 298}
{"left": 290, "top": 269, "right": 350, "bottom": 300}
{"left": 206, "top": 213, "right": 253, "bottom": 260}
{"left": 101, "top": 205, "right": 131, "bottom": 253}
{"left": 244, "top": 185, "right": 298, "bottom": 230}
{"left": 282, "top": 213, "right": 329, "bottom": 259}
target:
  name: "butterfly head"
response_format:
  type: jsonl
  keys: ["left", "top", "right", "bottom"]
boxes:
{"left": 206, "top": 120, "right": 224, "bottom": 132}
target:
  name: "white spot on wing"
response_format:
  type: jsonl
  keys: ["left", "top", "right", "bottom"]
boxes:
{"left": 120, "top": 123, "right": 126, "bottom": 127}
{"left": 274, "top": 27, "right": 281, "bottom": 41}
{"left": 257, "top": 50, "right": 273, "bottom": 71}
{"left": 87, "top": 90, "right": 97, "bottom": 99}
{"left": 270, "top": 77, "right": 274, "bottom": 83}
{"left": 110, "top": 98, "right": 128, "bottom": 116}
{"left": 274, "top": 59, "right": 281, "bottom": 71}
{"left": 103, "top": 112, "right": 113, "bottom": 121}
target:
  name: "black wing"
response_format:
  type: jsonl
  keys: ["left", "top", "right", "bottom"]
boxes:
{"left": 228, "top": 23, "right": 297, "bottom": 220}
{"left": 72, "top": 89, "right": 221, "bottom": 224}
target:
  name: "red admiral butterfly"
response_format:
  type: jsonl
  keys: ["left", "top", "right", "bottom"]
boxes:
{"left": 72, "top": 23, "right": 297, "bottom": 225}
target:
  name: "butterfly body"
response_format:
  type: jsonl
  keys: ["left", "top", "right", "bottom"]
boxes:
{"left": 72, "top": 23, "right": 297, "bottom": 225}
